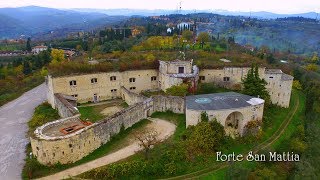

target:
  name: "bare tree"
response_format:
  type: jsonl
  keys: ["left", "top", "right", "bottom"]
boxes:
{"left": 134, "top": 128, "right": 160, "bottom": 160}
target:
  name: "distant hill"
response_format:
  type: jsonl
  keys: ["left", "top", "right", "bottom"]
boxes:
{"left": 0, "top": 6, "right": 128, "bottom": 39}
{"left": 72, "top": 8, "right": 319, "bottom": 19}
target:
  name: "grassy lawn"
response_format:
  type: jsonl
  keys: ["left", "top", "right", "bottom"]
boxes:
{"left": 78, "top": 100, "right": 125, "bottom": 122}
{"left": 78, "top": 105, "right": 105, "bottom": 122}
{"left": 195, "top": 83, "right": 231, "bottom": 95}
{"left": 151, "top": 111, "right": 185, "bottom": 141}
{"left": 0, "top": 75, "right": 44, "bottom": 107}
{"left": 198, "top": 90, "right": 306, "bottom": 179}
{"left": 24, "top": 90, "right": 306, "bottom": 179}
{"left": 76, "top": 90, "right": 305, "bottom": 180}
{"left": 22, "top": 119, "right": 151, "bottom": 179}
{"left": 27, "top": 102, "right": 60, "bottom": 135}
{"left": 141, "top": 90, "right": 166, "bottom": 97}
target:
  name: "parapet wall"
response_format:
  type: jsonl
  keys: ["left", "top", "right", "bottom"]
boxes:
{"left": 120, "top": 86, "right": 148, "bottom": 106}
{"left": 152, "top": 95, "right": 185, "bottom": 114}
{"left": 31, "top": 99, "right": 151, "bottom": 165}
{"left": 31, "top": 92, "right": 183, "bottom": 165}
{"left": 54, "top": 93, "right": 79, "bottom": 118}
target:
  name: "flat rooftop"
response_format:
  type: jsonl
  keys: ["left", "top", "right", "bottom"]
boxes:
{"left": 186, "top": 92, "right": 264, "bottom": 111}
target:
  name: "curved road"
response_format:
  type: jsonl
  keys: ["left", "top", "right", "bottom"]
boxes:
{"left": 38, "top": 118, "right": 176, "bottom": 180}
{"left": 0, "top": 83, "right": 47, "bottom": 180}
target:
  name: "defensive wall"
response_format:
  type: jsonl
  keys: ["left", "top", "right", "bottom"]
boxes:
{"left": 33, "top": 60, "right": 293, "bottom": 165}
{"left": 31, "top": 89, "right": 185, "bottom": 165}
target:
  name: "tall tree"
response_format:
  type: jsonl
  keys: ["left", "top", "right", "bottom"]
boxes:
{"left": 242, "top": 64, "right": 270, "bottom": 106}
{"left": 50, "top": 49, "right": 65, "bottom": 65}
{"left": 197, "top": 32, "right": 211, "bottom": 48}
{"left": 182, "top": 30, "right": 193, "bottom": 42}
{"left": 26, "top": 37, "right": 32, "bottom": 52}
{"left": 266, "top": 53, "right": 276, "bottom": 64}
{"left": 23, "top": 61, "right": 31, "bottom": 75}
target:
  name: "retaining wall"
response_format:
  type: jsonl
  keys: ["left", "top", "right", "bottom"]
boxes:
{"left": 31, "top": 99, "right": 151, "bottom": 165}
{"left": 152, "top": 95, "right": 185, "bottom": 114}
{"left": 120, "top": 86, "right": 148, "bottom": 106}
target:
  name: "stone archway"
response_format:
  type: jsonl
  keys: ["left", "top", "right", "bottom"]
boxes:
{"left": 225, "top": 111, "right": 244, "bottom": 138}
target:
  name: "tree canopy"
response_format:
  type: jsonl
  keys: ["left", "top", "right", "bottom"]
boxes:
{"left": 185, "top": 120, "right": 225, "bottom": 154}
{"left": 242, "top": 64, "right": 271, "bottom": 106}
{"left": 50, "top": 49, "right": 65, "bottom": 65}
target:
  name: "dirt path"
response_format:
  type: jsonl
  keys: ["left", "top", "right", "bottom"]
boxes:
{"left": 0, "top": 83, "right": 47, "bottom": 180}
{"left": 165, "top": 93, "right": 300, "bottom": 180}
{"left": 38, "top": 118, "right": 176, "bottom": 180}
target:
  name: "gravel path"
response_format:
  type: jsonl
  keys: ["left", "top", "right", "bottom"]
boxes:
{"left": 0, "top": 83, "right": 47, "bottom": 180}
{"left": 38, "top": 118, "right": 176, "bottom": 180}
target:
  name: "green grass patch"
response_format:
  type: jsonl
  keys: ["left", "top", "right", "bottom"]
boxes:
{"left": 27, "top": 102, "right": 60, "bottom": 134}
{"left": 195, "top": 83, "right": 230, "bottom": 95}
{"left": 78, "top": 101, "right": 124, "bottom": 122}
{"left": 77, "top": 92, "right": 303, "bottom": 179}
{"left": 78, "top": 105, "right": 105, "bottom": 122}
{"left": 198, "top": 90, "right": 306, "bottom": 179}
{"left": 151, "top": 111, "right": 185, "bottom": 141}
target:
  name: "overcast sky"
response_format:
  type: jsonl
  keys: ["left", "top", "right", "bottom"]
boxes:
{"left": 0, "top": 0, "right": 319, "bottom": 14}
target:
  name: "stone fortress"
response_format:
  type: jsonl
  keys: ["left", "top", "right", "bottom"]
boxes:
{"left": 31, "top": 59, "right": 293, "bottom": 165}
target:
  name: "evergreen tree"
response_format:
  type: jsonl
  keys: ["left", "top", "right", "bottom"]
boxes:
{"left": 266, "top": 53, "right": 276, "bottom": 64}
{"left": 26, "top": 37, "right": 32, "bottom": 52}
{"left": 242, "top": 64, "right": 271, "bottom": 106}
{"left": 23, "top": 61, "right": 31, "bottom": 75}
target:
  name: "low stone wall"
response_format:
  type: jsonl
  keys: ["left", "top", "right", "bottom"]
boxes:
{"left": 120, "top": 86, "right": 148, "bottom": 106}
{"left": 31, "top": 91, "right": 182, "bottom": 165}
{"left": 31, "top": 98, "right": 151, "bottom": 165}
{"left": 152, "top": 95, "right": 185, "bottom": 114}
{"left": 54, "top": 93, "right": 79, "bottom": 118}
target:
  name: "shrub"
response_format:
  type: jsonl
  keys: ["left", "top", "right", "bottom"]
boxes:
{"left": 185, "top": 120, "right": 225, "bottom": 156}
{"left": 28, "top": 102, "right": 60, "bottom": 133}
{"left": 165, "top": 83, "right": 188, "bottom": 96}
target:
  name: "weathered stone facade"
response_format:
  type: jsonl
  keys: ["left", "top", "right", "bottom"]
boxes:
{"left": 186, "top": 93, "right": 265, "bottom": 136}
{"left": 47, "top": 69, "right": 159, "bottom": 107}
{"left": 31, "top": 89, "right": 185, "bottom": 165}
{"left": 34, "top": 60, "right": 293, "bottom": 165}
{"left": 47, "top": 62, "right": 292, "bottom": 109}
{"left": 264, "top": 69, "right": 293, "bottom": 108}
{"left": 199, "top": 67, "right": 293, "bottom": 107}
{"left": 31, "top": 95, "right": 152, "bottom": 165}
{"left": 158, "top": 59, "right": 199, "bottom": 91}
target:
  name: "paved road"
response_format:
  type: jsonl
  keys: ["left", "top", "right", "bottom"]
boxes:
{"left": 0, "top": 83, "right": 47, "bottom": 180}
{"left": 39, "top": 118, "right": 176, "bottom": 180}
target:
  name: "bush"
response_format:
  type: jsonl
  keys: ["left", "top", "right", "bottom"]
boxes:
{"left": 185, "top": 120, "right": 225, "bottom": 156}
{"left": 165, "top": 83, "right": 188, "bottom": 96}
{"left": 28, "top": 102, "right": 59, "bottom": 133}
{"left": 290, "top": 138, "right": 307, "bottom": 154}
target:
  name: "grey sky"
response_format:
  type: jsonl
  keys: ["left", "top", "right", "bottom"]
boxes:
{"left": 0, "top": 0, "right": 319, "bottom": 14}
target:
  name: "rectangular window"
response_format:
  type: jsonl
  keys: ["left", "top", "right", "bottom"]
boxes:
{"left": 151, "top": 76, "right": 157, "bottom": 81}
{"left": 69, "top": 80, "right": 77, "bottom": 86}
{"left": 178, "top": 67, "right": 184, "bottom": 74}
{"left": 129, "top": 78, "right": 136, "bottom": 83}
{"left": 111, "top": 89, "right": 117, "bottom": 92}
{"left": 199, "top": 76, "right": 205, "bottom": 81}
{"left": 223, "top": 77, "right": 230, "bottom": 82}
{"left": 130, "top": 87, "right": 136, "bottom": 90}
{"left": 110, "top": 76, "right": 116, "bottom": 81}
{"left": 91, "top": 78, "right": 97, "bottom": 84}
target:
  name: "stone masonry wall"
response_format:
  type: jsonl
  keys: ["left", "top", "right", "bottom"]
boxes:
{"left": 152, "top": 95, "right": 185, "bottom": 114}
{"left": 31, "top": 100, "right": 151, "bottom": 165}
{"left": 54, "top": 93, "right": 79, "bottom": 118}
{"left": 120, "top": 86, "right": 148, "bottom": 106}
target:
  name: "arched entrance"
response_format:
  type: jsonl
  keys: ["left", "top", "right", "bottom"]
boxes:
{"left": 225, "top": 111, "right": 244, "bottom": 138}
